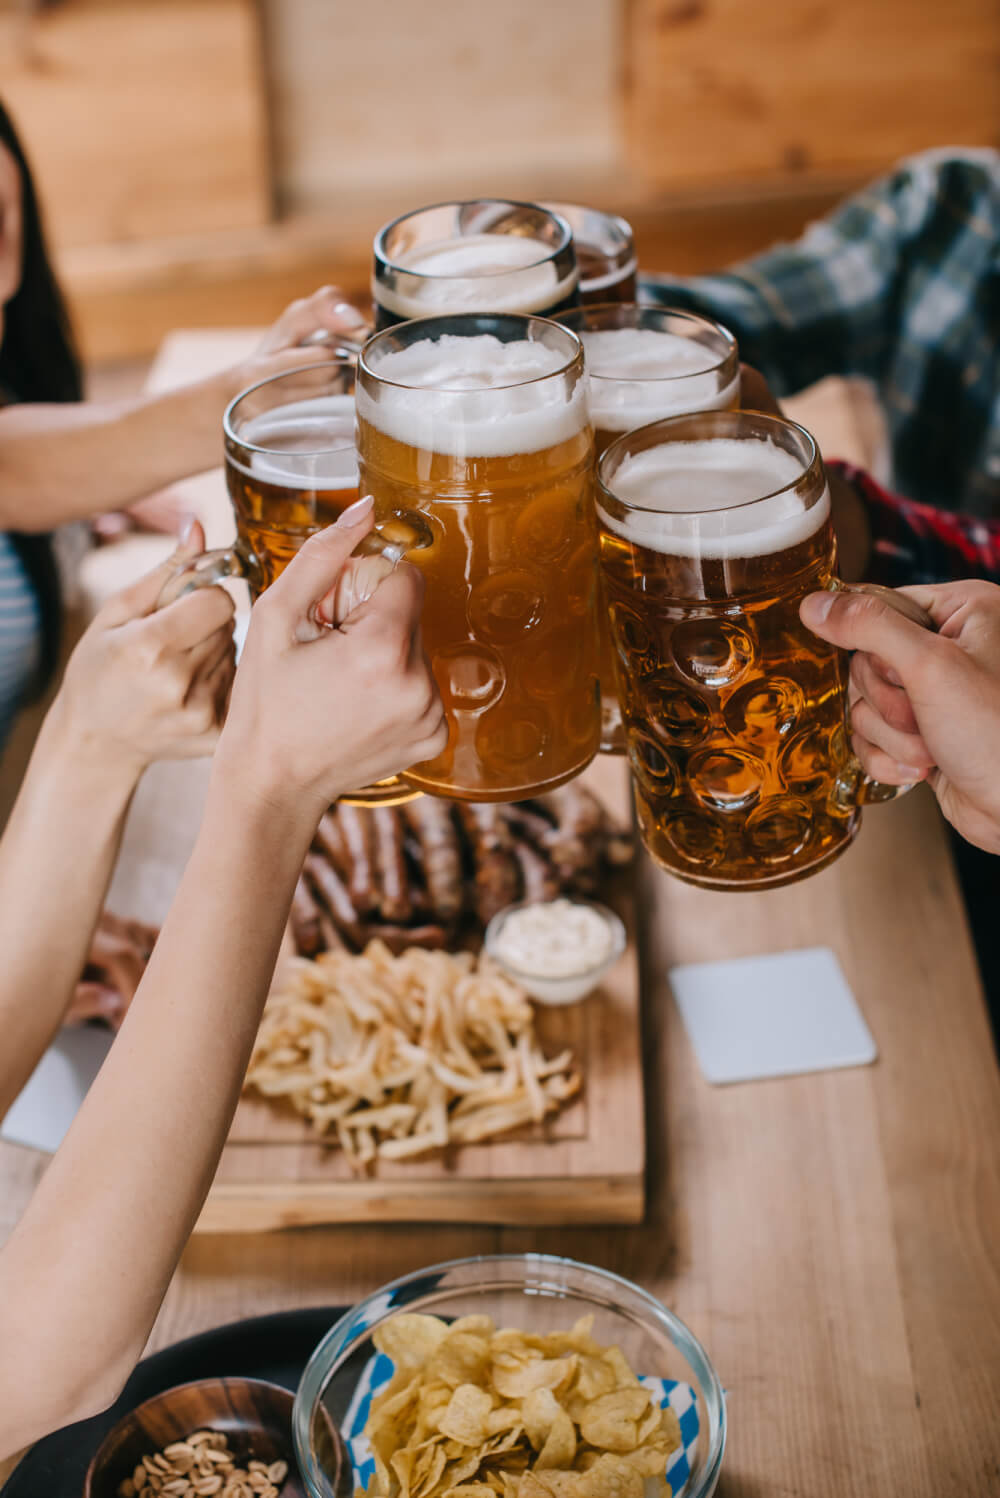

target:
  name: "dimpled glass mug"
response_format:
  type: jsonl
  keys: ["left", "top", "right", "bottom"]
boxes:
{"left": 596, "top": 408, "right": 933, "bottom": 890}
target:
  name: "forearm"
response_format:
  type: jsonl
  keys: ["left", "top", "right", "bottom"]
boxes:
{"left": 0, "top": 772, "right": 319, "bottom": 1454}
{"left": 0, "top": 707, "right": 138, "bottom": 1118}
{"left": 0, "top": 375, "right": 234, "bottom": 530}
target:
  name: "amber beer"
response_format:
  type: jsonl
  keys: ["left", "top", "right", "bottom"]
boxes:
{"left": 224, "top": 368, "right": 359, "bottom": 598}
{"left": 222, "top": 361, "right": 419, "bottom": 807}
{"left": 598, "top": 411, "right": 858, "bottom": 891}
{"left": 357, "top": 314, "right": 600, "bottom": 802}
{"left": 542, "top": 203, "right": 638, "bottom": 304}
{"left": 559, "top": 305, "right": 740, "bottom": 755}
{"left": 372, "top": 201, "right": 580, "bottom": 329}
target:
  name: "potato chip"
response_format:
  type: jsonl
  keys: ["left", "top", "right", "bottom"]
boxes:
{"left": 377, "top": 1314, "right": 449, "bottom": 1370}
{"left": 577, "top": 1389, "right": 652, "bottom": 1453}
{"left": 536, "top": 1410, "right": 576, "bottom": 1470}
{"left": 575, "top": 1454, "right": 644, "bottom": 1498}
{"left": 430, "top": 1331, "right": 492, "bottom": 1389}
{"left": 355, "top": 1313, "right": 679, "bottom": 1498}
{"left": 492, "top": 1355, "right": 577, "bottom": 1400}
{"left": 439, "top": 1384, "right": 495, "bottom": 1445}
{"left": 522, "top": 1388, "right": 563, "bottom": 1451}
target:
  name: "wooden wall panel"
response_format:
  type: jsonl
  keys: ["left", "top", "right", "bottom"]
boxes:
{"left": 0, "top": 0, "right": 270, "bottom": 247}
{"left": 626, "top": 0, "right": 1000, "bottom": 189}
{"left": 261, "top": 0, "right": 623, "bottom": 214}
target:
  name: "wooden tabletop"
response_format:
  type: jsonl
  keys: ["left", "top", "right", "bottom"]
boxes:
{"left": 2, "top": 335, "right": 999, "bottom": 1495}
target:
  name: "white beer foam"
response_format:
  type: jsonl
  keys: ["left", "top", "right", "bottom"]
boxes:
{"left": 358, "top": 334, "right": 588, "bottom": 457}
{"left": 583, "top": 327, "right": 738, "bottom": 431}
{"left": 600, "top": 437, "right": 829, "bottom": 560}
{"left": 234, "top": 394, "right": 358, "bottom": 488}
{"left": 374, "top": 234, "right": 576, "bottom": 319}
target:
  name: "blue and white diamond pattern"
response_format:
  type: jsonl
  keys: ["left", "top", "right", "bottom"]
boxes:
{"left": 342, "top": 1353, "right": 701, "bottom": 1498}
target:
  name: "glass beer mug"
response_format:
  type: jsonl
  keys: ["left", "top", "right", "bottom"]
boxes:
{"left": 356, "top": 312, "right": 602, "bottom": 802}
{"left": 558, "top": 303, "right": 740, "bottom": 755}
{"left": 159, "top": 358, "right": 429, "bottom": 806}
{"left": 371, "top": 200, "right": 580, "bottom": 329}
{"left": 596, "top": 409, "right": 933, "bottom": 891}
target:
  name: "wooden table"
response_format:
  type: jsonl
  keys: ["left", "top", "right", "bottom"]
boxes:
{"left": 2, "top": 336, "right": 999, "bottom": 1495}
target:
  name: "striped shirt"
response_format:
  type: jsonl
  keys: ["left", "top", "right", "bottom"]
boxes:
{"left": 0, "top": 530, "right": 42, "bottom": 752}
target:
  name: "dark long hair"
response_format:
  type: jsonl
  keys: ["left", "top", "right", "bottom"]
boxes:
{"left": 0, "top": 97, "right": 83, "bottom": 691}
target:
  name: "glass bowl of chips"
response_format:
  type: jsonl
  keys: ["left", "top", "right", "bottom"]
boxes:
{"left": 293, "top": 1253, "right": 725, "bottom": 1498}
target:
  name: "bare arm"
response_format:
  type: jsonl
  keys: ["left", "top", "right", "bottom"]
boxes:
{"left": 0, "top": 779, "right": 314, "bottom": 1449}
{"left": 0, "top": 378, "right": 229, "bottom": 528}
{"left": 0, "top": 530, "right": 235, "bottom": 1119}
{"left": 0, "top": 286, "right": 371, "bottom": 530}
{"left": 0, "top": 499, "right": 446, "bottom": 1457}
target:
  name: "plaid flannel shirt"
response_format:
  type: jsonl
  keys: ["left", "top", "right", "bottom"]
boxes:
{"left": 640, "top": 149, "right": 1000, "bottom": 584}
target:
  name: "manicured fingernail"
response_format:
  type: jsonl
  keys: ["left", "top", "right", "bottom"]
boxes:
{"left": 179, "top": 515, "right": 196, "bottom": 546}
{"left": 897, "top": 765, "right": 925, "bottom": 780}
{"left": 333, "top": 300, "right": 370, "bottom": 330}
{"left": 335, "top": 494, "right": 374, "bottom": 528}
{"left": 801, "top": 592, "right": 834, "bottom": 622}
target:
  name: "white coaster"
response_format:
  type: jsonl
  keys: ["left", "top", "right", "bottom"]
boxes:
{"left": 669, "top": 946, "right": 877, "bottom": 1085}
{"left": 1, "top": 1026, "right": 113, "bottom": 1153}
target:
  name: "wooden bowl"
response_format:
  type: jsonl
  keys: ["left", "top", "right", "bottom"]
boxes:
{"left": 84, "top": 1376, "right": 306, "bottom": 1497}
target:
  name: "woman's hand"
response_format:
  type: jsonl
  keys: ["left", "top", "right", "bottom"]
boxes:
{"left": 224, "top": 285, "right": 371, "bottom": 398}
{"left": 218, "top": 495, "right": 446, "bottom": 821}
{"left": 800, "top": 580, "right": 1000, "bottom": 853}
{"left": 52, "top": 520, "right": 236, "bottom": 777}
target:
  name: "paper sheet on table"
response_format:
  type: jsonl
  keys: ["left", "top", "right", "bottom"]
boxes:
{"left": 669, "top": 946, "right": 877, "bottom": 1085}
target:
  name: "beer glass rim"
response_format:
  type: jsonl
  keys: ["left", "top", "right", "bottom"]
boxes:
{"left": 558, "top": 302, "right": 738, "bottom": 383}
{"left": 373, "top": 198, "right": 574, "bottom": 279}
{"left": 540, "top": 201, "right": 634, "bottom": 246}
{"left": 597, "top": 409, "right": 821, "bottom": 516}
{"left": 358, "top": 312, "right": 584, "bottom": 393}
{"left": 223, "top": 358, "right": 357, "bottom": 457}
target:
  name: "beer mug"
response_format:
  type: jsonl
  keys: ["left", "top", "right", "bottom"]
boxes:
{"left": 356, "top": 312, "right": 602, "bottom": 802}
{"left": 542, "top": 203, "right": 638, "bottom": 304}
{"left": 372, "top": 200, "right": 580, "bottom": 329}
{"left": 160, "top": 358, "right": 429, "bottom": 807}
{"left": 597, "top": 409, "right": 932, "bottom": 891}
{"left": 559, "top": 303, "right": 740, "bottom": 756}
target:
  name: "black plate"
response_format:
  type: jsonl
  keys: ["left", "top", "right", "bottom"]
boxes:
{"left": 2, "top": 1303, "right": 347, "bottom": 1497}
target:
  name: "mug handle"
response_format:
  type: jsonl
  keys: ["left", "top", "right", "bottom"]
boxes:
{"left": 830, "top": 580, "right": 937, "bottom": 809}
{"left": 155, "top": 513, "right": 432, "bottom": 610}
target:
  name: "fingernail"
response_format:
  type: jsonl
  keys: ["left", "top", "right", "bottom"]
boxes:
{"left": 179, "top": 514, "right": 196, "bottom": 547}
{"left": 897, "top": 765, "right": 926, "bottom": 780}
{"left": 883, "top": 667, "right": 903, "bottom": 687}
{"left": 801, "top": 591, "right": 834, "bottom": 622}
{"left": 335, "top": 494, "right": 374, "bottom": 528}
{"left": 333, "top": 300, "right": 371, "bottom": 330}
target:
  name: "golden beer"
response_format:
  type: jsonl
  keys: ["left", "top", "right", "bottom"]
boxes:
{"left": 224, "top": 364, "right": 359, "bottom": 599}
{"left": 357, "top": 314, "right": 600, "bottom": 802}
{"left": 598, "top": 411, "right": 858, "bottom": 891}
{"left": 559, "top": 305, "right": 740, "bottom": 755}
{"left": 223, "top": 361, "right": 416, "bottom": 807}
{"left": 372, "top": 201, "right": 580, "bottom": 329}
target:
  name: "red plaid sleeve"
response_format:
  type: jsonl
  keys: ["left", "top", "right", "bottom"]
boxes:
{"left": 828, "top": 461, "right": 1000, "bottom": 587}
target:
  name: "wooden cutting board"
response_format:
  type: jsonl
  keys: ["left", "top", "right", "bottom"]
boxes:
{"left": 194, "top": 753, "right": 646, "bottom": 1233}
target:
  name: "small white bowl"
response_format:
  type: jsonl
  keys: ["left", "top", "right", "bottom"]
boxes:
{"left": 484, "top": 897, "right": 627, "bottom": 1005}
